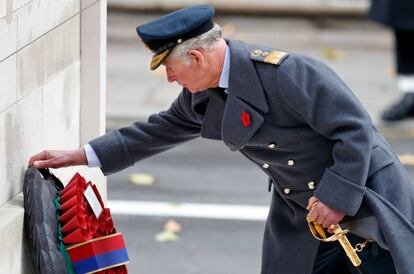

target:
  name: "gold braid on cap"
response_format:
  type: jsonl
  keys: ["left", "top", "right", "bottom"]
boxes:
{"left": 150, "top": 49, "right": 172, "bottom": 70}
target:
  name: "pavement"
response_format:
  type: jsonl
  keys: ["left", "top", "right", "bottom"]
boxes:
{"left": 106, "top": 11, "right": 414, "bottom": 274}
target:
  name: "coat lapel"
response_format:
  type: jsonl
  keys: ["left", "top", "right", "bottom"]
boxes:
{"left": 227, "top": 39, "right": 269, "bottom": 113}
{"left": 189, "top": 40, "right": 270, "bottom": 148}
{"left": 222, "top": 40, "right": 269, "bottom": 151}
{"left": 191, "top": 88, "right": 227, "bottom": 140}
{"left": 191, "top": 89, "right": 209, "bottom": 117}
{"left": 201, "top": 88, "right": 227, "bottom": 140}
{"left": 222, "top": 95, "right": 264, "bottom": 150}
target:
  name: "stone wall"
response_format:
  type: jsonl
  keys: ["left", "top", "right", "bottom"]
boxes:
{"left": 0, "top": 0, "right": 106, "bottom": 272}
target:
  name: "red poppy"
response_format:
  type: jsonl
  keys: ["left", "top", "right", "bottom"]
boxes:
{"left": 241, "top": 111, "right": 251, "bottom": 127}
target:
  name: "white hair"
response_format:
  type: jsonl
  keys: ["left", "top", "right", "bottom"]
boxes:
{"left": 170, "top": 23, "right": 223, "bottom": 65}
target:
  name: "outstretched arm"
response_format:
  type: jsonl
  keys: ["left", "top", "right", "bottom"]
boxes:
{"left": 28, "top": 148, "right": 87, "bottom": 169}
{"left": 27, "top": 89, "right": 201, "bottom": 174}
{"left": 89, "top": 90, "right": 201, "bottom": 175}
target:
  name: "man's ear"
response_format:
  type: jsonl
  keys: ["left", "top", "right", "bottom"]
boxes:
{"left": 188, "top": 50, "right": 205, "bottom": 66}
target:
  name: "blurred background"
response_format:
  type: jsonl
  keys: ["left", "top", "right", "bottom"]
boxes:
{"left": 104, "top": 1, "right": 414, "bottom": 273}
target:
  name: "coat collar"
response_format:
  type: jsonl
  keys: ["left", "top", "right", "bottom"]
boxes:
{"left": 189, "top": 87, "right": 226, "bottom": 141}
{"left": 189, "top": 39, "right": 268, "bottom": 150}
{"left": 227, "top": 39, "right": 269, "bottom": 113}
{"left": 190, "top": 39, "right": 269, "bottom": 114}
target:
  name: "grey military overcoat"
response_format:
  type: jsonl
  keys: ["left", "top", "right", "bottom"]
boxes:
{"left": 90, "top": 39, "right": 414, "bottom": 274}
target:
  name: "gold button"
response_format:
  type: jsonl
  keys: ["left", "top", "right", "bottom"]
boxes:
{"left": 262, "top": 163, "right": 270, "bottom": 169}
{"left": 268, "top": 143, "right": 276, "bottom": 149}
{"left": 287, "top": 160, "right": 295, "bottom": 166}
{"left": 284, "top": 188, "right": 291, "bottom": 194}
{"left": 308, "top": 181, "right": 316, "bottom": 190}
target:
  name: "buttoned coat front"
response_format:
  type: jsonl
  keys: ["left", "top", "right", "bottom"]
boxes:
{"left": 90, "top": 39, "right": 414, "bottom": 274}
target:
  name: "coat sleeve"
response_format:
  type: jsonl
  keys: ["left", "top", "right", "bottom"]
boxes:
{"left": 89, "top": 89, "right": 201, "bottom": 175}
{"left": 275, "top": 55, "right": 373, "bottom": 216}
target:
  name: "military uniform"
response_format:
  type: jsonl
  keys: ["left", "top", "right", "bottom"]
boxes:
{"left": 89, "top": 38, "right": 414, "bottom": 273}
{"left": 85, "top": 4, "right": 414, "bottom": 273}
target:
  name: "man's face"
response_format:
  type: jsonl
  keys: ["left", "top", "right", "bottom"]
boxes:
{"left": 163, "top": 52, "right": 210, "bottom": 93}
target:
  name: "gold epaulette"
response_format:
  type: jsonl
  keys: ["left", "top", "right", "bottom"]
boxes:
{"left": 250, "top": 49, "right": 289, "bottom": 65}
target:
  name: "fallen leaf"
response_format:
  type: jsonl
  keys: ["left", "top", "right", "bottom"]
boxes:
{"left": 155, "top": 230, "right": 178, "bottom": 242}
{"left": 164, "top": 219, "right": 182, "bottom": 234}
{"left": 399, "top": 154, "right": 414, "bottom": 166}
{"left": 321, "top": 46, "right": 344, "bottom": 61}
{"left": 128, "top": 173, "right": 155, "bottom": 186}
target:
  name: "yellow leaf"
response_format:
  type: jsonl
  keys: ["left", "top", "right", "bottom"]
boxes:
{"left": 164, "top": 219, "right": 182, "bottom": 234}
{"left": 155, "top": 230, "right": 178, "bottom": 242}
{"left": 321, "top": 46, "right": 344, "bottom": 61}
{"left": 399, "top": 154, "right": 414, "bottom": 166}
{"left": 128, "top": 173, "right": 155, "bottom": 186}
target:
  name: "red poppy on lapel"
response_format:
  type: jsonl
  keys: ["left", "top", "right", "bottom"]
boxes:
{"left": 241, "top": 111, "right": 251, "bottom": 127}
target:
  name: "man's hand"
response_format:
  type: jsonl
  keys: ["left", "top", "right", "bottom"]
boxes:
{"left": 307, "top": 196, "right": 345, "bottom": 233}
{"left": 28, "top": 148, "right": 87, "bottom": 169}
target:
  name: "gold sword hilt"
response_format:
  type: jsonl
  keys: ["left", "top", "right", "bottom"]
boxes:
{"left": 332, "top": 225, "right": 362, "bottom": 267}
{"left": 307, "top": 201, "right": 365, "bottom": 267}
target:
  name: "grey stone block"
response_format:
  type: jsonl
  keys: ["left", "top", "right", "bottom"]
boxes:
{"left": 0, "top": 193, "right": 34, "bottom": 274}
{"left": 17, "top": 0, "right": 80, "bottom": 48}
{"left": 43, "top": 62, "right": 80, "bottom": 149}
{"left": 17, "top": 15, "right": 80, "bottom": 99}
{"left": 0, "top": 88, "right": 42, "bottom": 206}
{"left": 0, "top": 54, "right": 17, "bottom": 112}
{"left": 0, "top": 11, "right": 17, "bottom": 61}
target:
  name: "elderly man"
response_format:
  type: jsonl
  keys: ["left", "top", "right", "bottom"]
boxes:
{"left": 29, "top": 5, "right": 414, "bottom": 274}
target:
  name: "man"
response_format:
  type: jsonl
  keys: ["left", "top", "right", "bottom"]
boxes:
{"left": 29, "top": 5, "right": 414, "bottom": 274}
